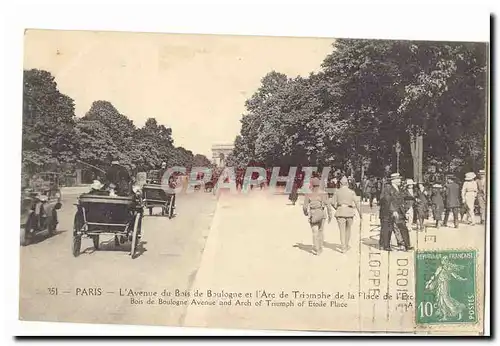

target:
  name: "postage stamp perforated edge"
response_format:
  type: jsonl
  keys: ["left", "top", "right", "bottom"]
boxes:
{"left": 413, "top": 247, "right": 483, "bottom": 333}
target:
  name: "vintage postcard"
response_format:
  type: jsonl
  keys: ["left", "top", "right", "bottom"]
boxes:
{"left": 19, "top": 29, "right": 489, "bottom": 335}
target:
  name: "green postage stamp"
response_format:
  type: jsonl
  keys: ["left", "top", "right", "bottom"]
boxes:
{"left": 416, "top": 250, "right": 477, "bottom": 325}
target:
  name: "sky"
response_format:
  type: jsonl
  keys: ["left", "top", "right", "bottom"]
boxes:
{"left": 23, "top": 30, "right": 334, "bottom": 158}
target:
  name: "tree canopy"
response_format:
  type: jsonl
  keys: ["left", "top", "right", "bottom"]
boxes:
{"left": 230, "top": 39, "right": 487, "bottom": 179}
{"left": 22, "top": 69, "right": 210, "bottom": 181}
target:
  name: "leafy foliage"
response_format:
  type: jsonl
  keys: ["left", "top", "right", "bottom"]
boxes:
{"left": 22, "top": 69, "right": 77, "bottom": 177}
{"left": 231, "top": 40, "right": 487, "bottom": 177}
{"left": 22, "top": 69, "right": 211, "bottom": 181}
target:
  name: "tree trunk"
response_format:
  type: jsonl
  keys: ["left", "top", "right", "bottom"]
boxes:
{"left": 410, "top": 133, "right": 423, "bottom": 183}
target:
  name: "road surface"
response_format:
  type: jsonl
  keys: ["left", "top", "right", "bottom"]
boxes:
{"left": 19, "top": 188, "right": 485, "bottom": 333}
{"left": 19, "top": 188, "right": 219, "bottom": 326}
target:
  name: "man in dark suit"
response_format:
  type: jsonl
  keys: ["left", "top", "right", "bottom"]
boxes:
{"left": 379, "top": 173, "right": 413, "bottom": 252}
{"left": 443, "top": 175, "right": 460, "bottom": 228}
{"left": 105, "top": 160, "right": 131, "bottom": 196}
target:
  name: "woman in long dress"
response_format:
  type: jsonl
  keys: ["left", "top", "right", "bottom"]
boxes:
{"left": 289, "top": 180, "right": 299, "bottom": 205}
{"left": 425, "top": 256, "right": 467, "bottom": 321}
{"left": 462, "top": 172, "right": 478, "bottom": 225}
{"left": 414, "top": 183, "right": 429, "bottom": 231}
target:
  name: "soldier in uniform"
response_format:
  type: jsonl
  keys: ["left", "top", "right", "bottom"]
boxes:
{"left": 302, "top": 177, "right": 332, "bottom": 256}
{"left": 477, "top": 169, "right": 486, "bottom": 224}
{"left": 379, "top": 173, "right": 413, "bottom": 252}
{"left": 331, "top": 176, "right": 360, "bottom": 253}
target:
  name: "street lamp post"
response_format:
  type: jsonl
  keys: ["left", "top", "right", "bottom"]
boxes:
{"left": 395, "top": 141, "right": 401, "bottom": 174}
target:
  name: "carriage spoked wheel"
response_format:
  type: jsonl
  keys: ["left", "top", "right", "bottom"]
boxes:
{"left": 92, "top": 235, "right": 100, "bottom": 250}
{"left": 167, "top": 198, "right": 174, "bottom": 219}
{"left": 72, "top": 214, "right": 82, "bottom": 257}
{"left": 130, "top": 213, "right": 142, "bottom": 259}
{"left": 21, "top": 213, "right": 35, "bottom": 246}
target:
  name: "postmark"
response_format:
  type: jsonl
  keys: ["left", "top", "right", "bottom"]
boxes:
{"left": 416, "top": 250, "right": 477, "bottom": 325}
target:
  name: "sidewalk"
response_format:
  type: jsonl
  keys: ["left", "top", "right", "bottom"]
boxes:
{"left": 183, "top": 190, "right": 485, "bottom": 332}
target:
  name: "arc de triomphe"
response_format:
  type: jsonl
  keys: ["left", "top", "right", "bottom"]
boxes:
{"left": 211, "top": 144, "right": 234, "bottom": 167}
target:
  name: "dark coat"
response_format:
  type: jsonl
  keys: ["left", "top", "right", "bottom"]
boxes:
{"left": 403, "top": 189, "right": 416, "bottom": 211}
{"left": 379, "top": 184, "right": 406, "bottom": 220}
{"left": 414, "top": 188, "right": 429, "bottom": 216}
{"left": 430, "top": 187, "right": 445, "bottom": 219}
{"left": 105, "top": 164, "right": 131, "bottom": 196}
{"left": 289, "top": 183, "right": 299, "bottom": 202}
{"left": 444, "top": 182, "right": 460, "bottom": 208}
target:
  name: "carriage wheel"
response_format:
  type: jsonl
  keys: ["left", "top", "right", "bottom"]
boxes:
{"left": 72, "top": 213, "right": 82, "bottom": 257}
{"left": 149, "top": 207, "right": 153, "bottom": 216}
{"left": 168, "top": 198, "right": 174, "bottom": 219}
{"left": 21, "top": 214, "right": 35, "bottom": 246}
{"left": 130, "top": 213, "right": 141, "bottom": 259}
{"left": 20, "top": 227, "right": 27, "bottom": 246}
{"left": 47, "top": 210, "right": 58, "bottom": 236}
{"left": 92, "top": 235, "right": 100, "bottom": 250}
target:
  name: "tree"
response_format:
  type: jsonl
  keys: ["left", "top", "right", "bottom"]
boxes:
{"left": 22, "top": 69, "right": 77, "bottom": 177}
{"left": 74, "top": 119, "right": 119, "bottom": 169}
{"left": 193, "top": 154, "right": 211, "bottom": 167}
{"left": 230, "top": 39, "right": 487, "bottom": 181}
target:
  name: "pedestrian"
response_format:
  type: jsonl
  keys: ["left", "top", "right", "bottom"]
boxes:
{"left": 168, "top": 174, "right": 178, "bottom": 216}
{"left": 331, "top": 176, "right": 360, "bottom": 253}
{"left": 430, "top": 183, "right": 445, "bottom": 228}
{"left": 378, "top": 173, "right": 413, "bottom": 252}
{"left": 476, "top": 169, "right": 486, "bottom": 224}
{"left": 302, "top": 177, "right": 332, "bottom": 256}
{"left": 403, "top": 179, "right": 416, "bottom": 231}
{"left": 414, "top": 183, "right": 429, "bottom": 231}
{"left": 462, "top": 172, "right": 478, "bottom": 225}
{"left": 362, "top": 176, "right": 370, "bottom": 202}
{"left": 443, "top": 175, "right": 460, "bottom": 228}
{"left": 289, "top": 179, "right": 299, "bottom": 205}
{"left": 327, "top": 176, "right": 337, "bottom": 198}
{"left": 366, "top": 177, "right": 377, "bottom": 209}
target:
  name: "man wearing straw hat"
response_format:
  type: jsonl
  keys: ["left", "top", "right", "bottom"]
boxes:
{"left": 477, "top": 169, "right": 486, "bottom": 224}
{"left": 379, "top": 173, "right": 413, "bottom": 251}
{"left": 303, "top": 177, "right": 332, "bottom": 256}
{"left": 462, "top": 172, "right": 478, "bottom": 225}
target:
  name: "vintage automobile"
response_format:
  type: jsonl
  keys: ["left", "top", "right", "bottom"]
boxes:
{"left": 21, "top": 172, "right": 63, "bottom": 246}
{"left": 72, "top": 191, "right": 144, "bottom": 259}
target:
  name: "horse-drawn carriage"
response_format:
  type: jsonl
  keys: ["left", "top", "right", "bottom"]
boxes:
{"left": 143, "top": 170, "right": 175, "bottom": 217}
{"left": 72, "top": 193, "right": 143, "bottom": 258}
